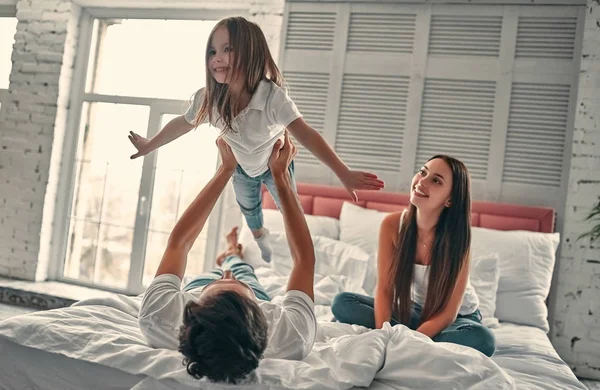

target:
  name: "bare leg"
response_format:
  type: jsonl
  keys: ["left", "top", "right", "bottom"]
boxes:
{"left": 216, "top": 227, "right": 244, "bottom": 267}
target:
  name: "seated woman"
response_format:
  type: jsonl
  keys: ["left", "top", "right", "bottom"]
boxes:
{"left": 331, "top": 155, "right": 495, "bottom": 357}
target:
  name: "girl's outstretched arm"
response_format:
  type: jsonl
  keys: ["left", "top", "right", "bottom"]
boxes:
{"left": 128, "top": 115, "right": 195, "bottom": 159}
{"left": 287, "top": 117, "right": 385, "bottom": 201}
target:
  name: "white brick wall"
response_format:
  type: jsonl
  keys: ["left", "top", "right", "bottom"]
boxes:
{"left": 551, "top": 0, "right": 600, "bottom": 380}
{"left": 0, "top": 0, "right": 79, "bottom": 281}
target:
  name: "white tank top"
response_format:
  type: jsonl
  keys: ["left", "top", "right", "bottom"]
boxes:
{"left": 399, "top": 212, "right": 479, "bottom": 316}
{"left": 412, "top": 264, "right": 479, "bottom": 315}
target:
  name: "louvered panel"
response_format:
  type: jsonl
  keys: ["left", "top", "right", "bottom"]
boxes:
{"left": 416, "top": 79, "right": 495, "bottom": 179}
{"left": 284, "top": 71, "right": 330, "bottom": 166}
{"left": 335, "top": 74, "right": 409, "bottom": 173}
{"left": 428, "top": 15, "right": 502, "bottom": 57}
{"left": 516, "top": 17, "right": 576, "bottom": 59}
{"left": 285, "top": 12, "right": 336, "bottom": 51}
{"left": 347, "top": 13, "right": 416, "bottom": 53}
{"left": 502, "top": 83, "right": 570, "bottom": 187}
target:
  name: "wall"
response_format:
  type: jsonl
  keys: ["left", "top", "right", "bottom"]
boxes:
{"left": 551, "top": 0, "right": 600, "bottom": 380}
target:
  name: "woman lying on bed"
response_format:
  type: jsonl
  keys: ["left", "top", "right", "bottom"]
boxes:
{"left": 332, "top": 155, "right": 496, "bottom": 357}
{"left": 139, "top": 133, "right": 318, "bottom": 384}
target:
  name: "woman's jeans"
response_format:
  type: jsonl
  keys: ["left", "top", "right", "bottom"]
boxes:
{"left": 331, "top": 292, "right": 496, "bottom": 357}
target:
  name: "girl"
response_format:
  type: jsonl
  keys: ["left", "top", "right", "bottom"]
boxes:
{"left": 331, "top": 155, "right": 496, "bottom": 357}
{"left": 128, "top": 16, "right": 384, "bottom": 262}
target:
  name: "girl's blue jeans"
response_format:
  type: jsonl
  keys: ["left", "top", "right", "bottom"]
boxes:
{"left": 232, "top": 161, "right": 296, "bottom": 230}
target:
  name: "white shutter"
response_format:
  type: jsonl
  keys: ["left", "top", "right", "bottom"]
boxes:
{"left": 332, "top": 9, "right": 416, "bottom": 176}
{"left": 285, "top": 11, "right": 336, "bottom": 51}
{"left": 516, "top": 16, "right": 577, "bottom": 59}
{"left": 335, "top": 74, "right": 409, "bottom": 173}
{"left": 502, "top": 83, "right": 570, "bottom": 186}
{"left": 428, "top": 15, "right": 503, "bottom": 57}
{"left": 347, "top": 13, "right": 416, "bottom": 53}
{"left": 280, "top": 2, "right": 583, "bottom": 206}
{"left": 284, "top": 71, "right": 330, "bottom": 166}
{"left": 416, "top": 79, "right": 495, "bottom": 180}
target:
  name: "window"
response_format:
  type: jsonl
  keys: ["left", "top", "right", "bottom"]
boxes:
{"left": 57, "top": 14, "right": 228, "bottom": 294}
{"left": 85, "top": 19, "right": 213, "bottom": 99}
{"left": 0, "top": 16, "right": 18, "bottom": 111}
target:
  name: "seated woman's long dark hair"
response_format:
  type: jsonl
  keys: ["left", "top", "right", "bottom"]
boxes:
{"left": 389, "top": 155, "right": 472, "bottom": 325}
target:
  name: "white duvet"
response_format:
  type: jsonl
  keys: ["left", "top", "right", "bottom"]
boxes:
{"left": 0, "top": 268, "right": 515, "bottom": 390}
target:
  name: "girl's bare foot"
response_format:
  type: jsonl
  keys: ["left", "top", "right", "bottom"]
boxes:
{"left": 216, "top": 227, "right": 243, "bottom": 266}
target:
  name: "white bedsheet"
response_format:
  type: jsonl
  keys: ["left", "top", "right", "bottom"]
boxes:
{"left": 491, "top": 322, "right": 586, "bottom": 390}
{"left": 0, "top": 267, "right": 515, "bottom": 390}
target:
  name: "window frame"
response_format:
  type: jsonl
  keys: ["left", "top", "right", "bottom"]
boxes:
{"left": 0, "top": 4, "right": 17, "bottom": 109}
{"left": 48, "top": 7, "right": 248, "bottom": 295}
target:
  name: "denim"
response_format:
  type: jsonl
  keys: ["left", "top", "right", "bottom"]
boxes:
{"left": 232, "top": 161, "right": 296, "bottom": 230}
{"left": 183, "top": 255, "right": 271, "bottom": 302}
{"left": 331, "top": 292, "right": 496, "bottom": 357}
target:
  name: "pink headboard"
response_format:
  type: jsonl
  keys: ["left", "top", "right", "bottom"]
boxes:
{"left": 262, "top": 183, "right": 555, "bottom": 233}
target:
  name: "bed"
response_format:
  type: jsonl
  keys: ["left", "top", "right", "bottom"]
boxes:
{"left": 0, "top": 183, "right": 587, "bottom": 390}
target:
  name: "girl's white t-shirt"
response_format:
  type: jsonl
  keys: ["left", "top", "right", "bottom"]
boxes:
{"left": 184, "top": 80, "right": 302, "bottom": 178}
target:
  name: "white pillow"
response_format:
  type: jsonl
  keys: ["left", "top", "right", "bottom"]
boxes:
{"left": 339, "top": 202, "right": 390, "bottom": 294}
{"left": 267, "top": 233, "right": 370, "bottom": 289}
{"left": 238, "top": 210, "right": 341, "bottom": 269}
{"left": 470, "top": 253, "right": 501, "bottom": 328}
{"left": 471, "top": 227, "right": 560, "bottom": 332}
{"left": 239, "top": 209, "right": 340, "bottom": 242}
{"left": 239, "top": 227, "right": 369, "bottom": 288}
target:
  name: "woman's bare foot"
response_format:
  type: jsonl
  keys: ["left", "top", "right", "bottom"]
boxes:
{"left": 216, "top": 227, "right": 243, "bottom": 266}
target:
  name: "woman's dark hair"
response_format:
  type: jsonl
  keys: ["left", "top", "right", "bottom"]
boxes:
{"left": 389, "top": 155, "right": 472, "bottom": 325}
{"left": 178, "top": 290, "right": 269, "bottom": 383}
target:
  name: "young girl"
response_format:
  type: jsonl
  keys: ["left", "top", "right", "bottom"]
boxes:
{"left": 128, "top": 17, "right": 384, "bottom": 262}
{"left": 331, "top": 155, "right": 496, "bottom": 357}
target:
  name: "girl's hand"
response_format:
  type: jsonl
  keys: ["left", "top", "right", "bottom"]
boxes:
{"left": 217, "top": 137, "right": 237, "bottom": 174}
{"left": 128, "top": 131, "right": 150, "bottom": 159}
{"left": 340, "top": 170, "right": 385, "bottom": 202}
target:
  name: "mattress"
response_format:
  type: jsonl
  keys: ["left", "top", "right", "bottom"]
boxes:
{"left": 490, "top": 322, "right": 586, "bottom": 390}
{"left": 0, "top": 316, "right": 586, "bottom": 390}
{"left": 0, "top": 336, "right": 142, "bottom": 390}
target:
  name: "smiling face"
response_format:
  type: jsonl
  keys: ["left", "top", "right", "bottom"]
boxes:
{"left": 207, "top": 27, "right": 235, "bottom": 85}
{"left": 410, "top": 158, "right": 454, "bottom": 212}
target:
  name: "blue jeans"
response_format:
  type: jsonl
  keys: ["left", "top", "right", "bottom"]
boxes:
{"left": 331, "top": 292, "right": 496, "bottom": 357}
{"left": 232, "top": 161, "right": 296, "bottom": 230}
{"left": 183, "top": 255, "right": 271, "bottom": 301}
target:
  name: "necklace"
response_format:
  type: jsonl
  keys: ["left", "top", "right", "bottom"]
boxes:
{"left": 417, "top": 234, "right": 434, "bottom": 248}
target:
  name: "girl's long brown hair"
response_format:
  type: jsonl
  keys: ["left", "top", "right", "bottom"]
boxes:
{"left": 192, "top": 17, "right": 283, "bottom": 133}
{"left": 389, "top": 155, "right": 472, "bottom": 325}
